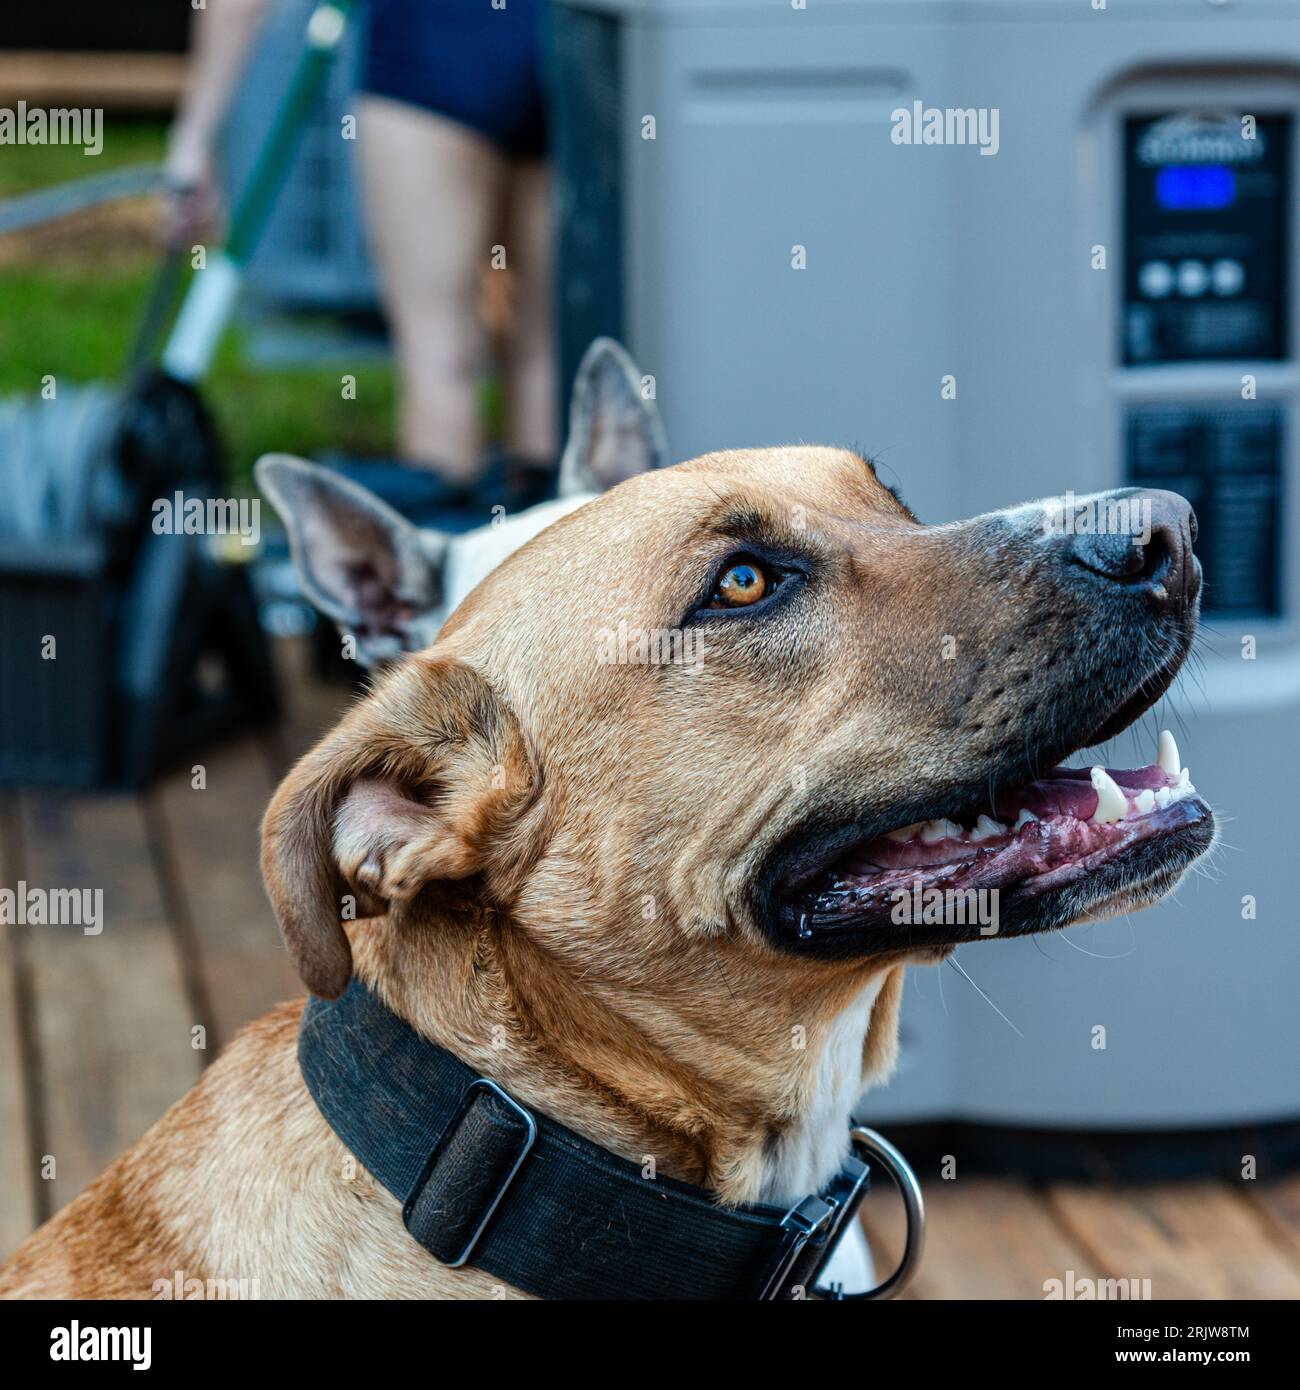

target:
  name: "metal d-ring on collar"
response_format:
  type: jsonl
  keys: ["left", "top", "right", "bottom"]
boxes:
{"left": 815, "top": 1125, "right": 927, "bottom": 1300}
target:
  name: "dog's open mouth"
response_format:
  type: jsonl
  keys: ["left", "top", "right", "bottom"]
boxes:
{"left": 778, "top": 731, "right": 1215, "bottom": 952}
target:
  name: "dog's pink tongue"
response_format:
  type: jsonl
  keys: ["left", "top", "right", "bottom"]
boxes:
{"left": 992, "top": 764, "right": 1175, "bottom": 821}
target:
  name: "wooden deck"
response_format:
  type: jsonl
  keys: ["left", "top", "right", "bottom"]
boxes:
{"left": 2, "top": 637, "right": 1298, "bottom": 1298}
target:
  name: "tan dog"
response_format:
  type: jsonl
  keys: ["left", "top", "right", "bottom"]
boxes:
{"left": 0, "top": 447, "right": 1212, "bottom": 1298}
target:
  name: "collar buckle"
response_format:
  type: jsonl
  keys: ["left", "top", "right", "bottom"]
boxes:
{"left": 403, "top": 1077, "right": 538, "bottom": 1268}
{"left": 760, "top": 1151, "right": 871, "bottom": 1300}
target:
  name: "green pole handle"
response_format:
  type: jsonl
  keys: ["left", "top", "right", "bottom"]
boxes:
{"left": 161, "top": 0, "right": 354, "bottom": 381}
{"left": 224, "top": 0, "right": 354, "bottom": 267}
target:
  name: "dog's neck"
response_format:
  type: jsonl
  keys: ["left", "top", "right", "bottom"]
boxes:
{"left": 351, "top": 910, "right": 903, "bottom": 1207}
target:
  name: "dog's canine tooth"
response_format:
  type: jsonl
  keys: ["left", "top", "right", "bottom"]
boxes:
{"left": 1091, "top": 767, "right": 1127, "bottom": 824}
{"left": 1134, "top": 788, "right": 1156, "bottom": 816}
{"left": 885, "top": 822, "right": 925, "bottom": 843}
{"left": 970, "top": 814, "right": 1007, "bottom": 842}
{"left": 1157, "top": 730, "right": 1181, "bottom": 778}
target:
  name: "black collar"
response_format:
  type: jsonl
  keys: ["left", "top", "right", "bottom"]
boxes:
{"left": 298, "top": 979, "right": 887, "bottom": 1300}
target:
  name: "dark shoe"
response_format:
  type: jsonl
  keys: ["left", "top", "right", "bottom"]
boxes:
{"left": 316, "top": 454, "right": 483, "bottom": 532}
{"left": 475, "top": 450, "right": 557, "bottom": 513}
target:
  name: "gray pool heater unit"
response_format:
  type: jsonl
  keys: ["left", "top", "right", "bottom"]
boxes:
{"left": 552, "top": 0, "right": 1300, "bottom": 1143}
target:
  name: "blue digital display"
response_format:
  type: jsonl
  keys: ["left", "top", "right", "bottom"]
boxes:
{"left": 1155, "top": 164, "right": 1236, "bottom": 211}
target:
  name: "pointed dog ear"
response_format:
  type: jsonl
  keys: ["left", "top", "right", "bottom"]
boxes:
{"left": 557, "top": 338, "right": 669, "bottom": 497}
{"left": 260, "top": 656, "right": 536, "bottom": 998}
{"left": 256, "top": 453, "right": 450, "bottom": 663}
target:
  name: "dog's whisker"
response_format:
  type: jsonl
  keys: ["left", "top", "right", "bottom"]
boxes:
{"left": 947, "top": 955, "right": 1024, "bottom": 1038}
{"left": 706, "top": 939, "right": 742, "bottom": 1011}
{"left": 1057, "top": 930, "right": 1136, "bottom": 961}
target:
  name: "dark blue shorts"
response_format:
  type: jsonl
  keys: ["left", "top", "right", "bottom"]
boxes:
{"left": 363, "top": 0, "right": 547, "bottom": 160}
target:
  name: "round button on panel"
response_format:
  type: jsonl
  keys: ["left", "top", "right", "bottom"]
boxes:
{"left": 1176, "top": 260, "right": 1209, "bottom": 297}
{"left": 1211, "top": 258, "right": 1245, "bottom": 296}
{"left": 1138, "top": 260, "right": 1174, "bottom": 298}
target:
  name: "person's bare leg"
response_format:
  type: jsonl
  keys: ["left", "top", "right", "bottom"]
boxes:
{"left": 501, "top": 159, "right": 558, "bottom": 466}
{"left": 356, "top": 96, "right": 505, "bottom": 479}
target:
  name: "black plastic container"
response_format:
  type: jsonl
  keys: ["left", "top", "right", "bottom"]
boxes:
{"left": 0, "top": 377, "right": 278, "bottom": 790}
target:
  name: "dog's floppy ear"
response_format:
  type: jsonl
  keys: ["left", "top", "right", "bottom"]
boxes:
{"left": 557, "top": 337, "right": 669, "bottom": 497}
{"left": 256, "top": 453, "right": 449, "bottom": 663}
{"left": 260, "top": 656, "right": 536, "bottom": 998}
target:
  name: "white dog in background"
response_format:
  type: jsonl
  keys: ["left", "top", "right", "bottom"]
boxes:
{"left": 256, "top": 338, "right": 669, "bottom": 668}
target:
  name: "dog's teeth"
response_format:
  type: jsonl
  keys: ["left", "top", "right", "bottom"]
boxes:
{"left": 1168, "top": 770, "right": 1195, "bottom": 803}
{"left": 1090, "top": 767, "right": 1127, "bottom": 824}
{"left": 1134, "top": 789, "right": 1156, "bottom": 816}
{"left": 1155, "top": 786, "right": 1172, "bottom": 809}
{"left": 1157, "top": 730, "right": 1181, "bottom": 778}
{"left": 920, "top": 818, "right": 962, "bottom": 843}
{"left": 970, "top": 814, "right": 1007, "bottom": 842}
{"left": 885, "top": 822, "right": 925, "bottom": 843}
{"left": 1013, "top": 808, "right": 1039, "bottom": 831}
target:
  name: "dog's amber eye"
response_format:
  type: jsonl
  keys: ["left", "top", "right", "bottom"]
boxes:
{"left": 711, "top": 562, "right": 768, "bottom": 608}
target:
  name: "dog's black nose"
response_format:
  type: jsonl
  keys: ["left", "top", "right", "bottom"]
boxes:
{"left": 1065, "top": 488, "right": 1200, "bottom": 611}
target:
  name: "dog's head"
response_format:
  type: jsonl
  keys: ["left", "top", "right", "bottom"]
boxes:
{"left": 262, "top": 447, "right": 1213, "bottom": 1016}
{"left": 255, "top": 338, "right": 669, "bottom": 666}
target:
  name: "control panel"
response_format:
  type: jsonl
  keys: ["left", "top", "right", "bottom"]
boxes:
{"left": 1122, "top": 110, "right": 1291, "bottom": 616}
{"left": 1124, "top": 111, "right": 1290, "bottom": 364}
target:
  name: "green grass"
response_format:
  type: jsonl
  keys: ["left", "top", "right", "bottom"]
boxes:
{"left": 0, "top": 264, "right": 158, "bottom": 385}
{"left": 205, "top": 351, "right": 397, "bottom": 484}
{"left": 0, "top": 118, "right": 396, "bottom": 485}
